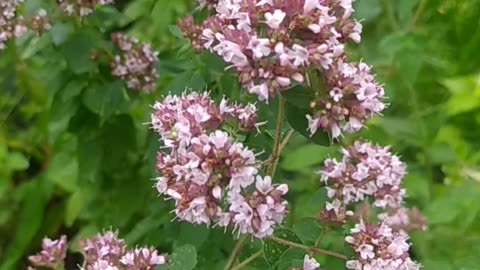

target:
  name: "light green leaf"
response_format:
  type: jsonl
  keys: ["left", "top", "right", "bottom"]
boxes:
{"left": 281, "top": 145, "right": 336, "bottom": 171}
{"left": 65, "top": 189, "right": 88, "bottom": 226}
{"left": 5, "top": 152, "right": 29, "bottom": 171}
{"left": 50, "top": 22, "right": 74, "bottom": 46}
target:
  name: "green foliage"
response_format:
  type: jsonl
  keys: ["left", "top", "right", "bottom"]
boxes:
{"left": 1, "top": 0, "right": 480, "bottom": 269}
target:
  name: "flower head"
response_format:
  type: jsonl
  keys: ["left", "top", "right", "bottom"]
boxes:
{"left": 111, "top": 33, "right": 159, "bottom": 92}
{"left": 152, "top": 91, "right": 288, "bottom": 238}
{"left": 28, "top": 235, "right": 68, "bottom": 269}
{"left": 345, "top": 220, "right": 421, "bottom": 270}
{"left": 319, "top": 140, "right": 406, "bottom": 211}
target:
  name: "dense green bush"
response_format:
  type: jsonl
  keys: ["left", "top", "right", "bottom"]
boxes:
{"left": 1, "top": 0, "right": 480, "bottom": 269}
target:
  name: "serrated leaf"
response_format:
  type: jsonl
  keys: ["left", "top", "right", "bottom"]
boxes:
{"left": 158, "top": 244, "right": 197, "bottom": 270}
{"left": 294, "top": 218, "right": 324, "bottom": 246}
{"left": 285, "top": 103, "right": 330, "bottom": 146}
{"left": 263, "top": 228, "right": 301, "bottom": 269}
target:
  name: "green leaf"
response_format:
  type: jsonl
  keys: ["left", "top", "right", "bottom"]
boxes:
{"left": 281, "top": 85, "right": 315, "bottom": 110}
{"left": 285, "top": 102, "right": 330, "bottom": 146}
{"left": 82, "top": 81, "right": 130, "bottom": 118}
{"left": 77, "top": 131, "right": 103, "bottom": 183}
{"left": 294, "top": 218, "right": 324, "bottom": 246}
{"left": 0, "top": 179, "right": 51, "bottom": 270}
{"left": 5, "top": 152, "right": 29, "bottom": 170}
{"left": 158, "top": 244, "right": 198, "bottom": 270}
{"left": 169, "top": 25, "right": 184, "bottom": 39}
{"left": 281, "top": 145, "right": 337, "bottom": 171}
{"left": 354, "top": 0, "right": 382, "bottom": 21}
{"left": 62, "top": 31, "right": 96, "bottom": 74}
{"left": 176, "top": 223, "right": 210, "bottom": 248}
{"left": 275, "top": 248, "right": 305, "bottom": 270}
{"left": 263, "top": 228, "right": 302, "bottom": 269}
{"left": 167, "top": 70, "right": 207, "bottom": 93}
{"left": 50, "top": 22, "right": 74, "bottom": 46}
{"left": 65, "top": 189, "right": 88, "bottom": 226}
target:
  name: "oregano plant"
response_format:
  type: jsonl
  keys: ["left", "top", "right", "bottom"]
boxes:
{"left": 2, "top": 0, "right": 430, "bottom": 269}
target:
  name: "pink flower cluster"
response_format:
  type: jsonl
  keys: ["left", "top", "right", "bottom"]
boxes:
{"left": 58, "top": 0, "right": 114, "bottom": 16}
{"left": 320, "top": 141, "right": 407, "bottom": 215}
{"left": 152, "top": 91, "right": 288, "bottom": 238}
{"left": 80, "top": 230, "right": 166, "bottom": 270}
{"left": 179, "top": 0, "right": 386, "bottom": 138}
{"left": 111, "top": 33, "right": 159, "bottom": 92}
{"left": 28, "top": 236, "right": 67, "bottom": 269}
{"left": 306, "top": 60, "right": 385, "bottom": 138}
{"left": 1, "top": 1, "right": 50, "bottom": 50}
{"left": 29, "top": 230, "right": 167, "bottom": 270}
{"left": 345, "top": 220, "right": 420, "bottom": 270}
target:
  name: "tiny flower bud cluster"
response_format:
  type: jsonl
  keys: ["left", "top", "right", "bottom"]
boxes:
{"left": 345, "top": 220, "right": 420, "bottom": 270}
{"left": 152, "top": 91, "right": 288, "bottom": 238}
{"left": 28, "top": 235, "right": 67, "bottom": 269}
{"left": 111, "top": 33, "right": 159, "bottom": 92}
{"left": 80, "top": 230, "right": 166, "bottom": 270}
{"left": 320, "top": 141, "right": 407, "bottom": 214}
{"left": 378, "top": 206, "right": 427, "bottom": 233}
{"left": 1, "top": 1, "right": 50, "bottom": 50}
{"left": 58, "top": 0, "right": 114, "bottom": 17}
{"left": 29, "top": 231, "right": 167, "bottom": 270}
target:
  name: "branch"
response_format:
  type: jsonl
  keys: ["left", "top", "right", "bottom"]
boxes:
{"left": 224, "top": 235, "right": 248, "bottom": 270}
{"left": 231, "top": 250, "right": 263, "bottom": 270}
{"left": 267, "top": 96, "right": 286, "bottom": 177}
{"left": 268, "top": 236, "right": 348, "bottom": 260}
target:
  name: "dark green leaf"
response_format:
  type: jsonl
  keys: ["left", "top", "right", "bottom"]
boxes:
{"left": 294, "top": 218, "right": 324, "bottom": 246}
{"left": 285, "top": 103, "right": 330, "bottom": 146}
{"left": 263, "top": 228, "right": 302, "bottom": 269}
{"left": 82, "top": 81, "right": 130, "bottom": 118}
{"left": 62, "top": 31, "right": 96, "bottom": 74}
{"left": 276, "top": 248, "right": 305, "bottom": 270}
{"left": 281, "top": 85, "right": 315, "bottom": 110}
{"left": 158, "top": 244, "right": 198, "bottom": 270}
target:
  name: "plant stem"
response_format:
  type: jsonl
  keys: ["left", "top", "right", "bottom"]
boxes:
{"left": 231, "top": 250, "right": 263, "bottom": 270}
{"left": 268, "top": 236, "right": 347, "bottom": 260}
{"left": 381, "top": 0, "right": 399, "bottom": 31}
{"left": 410, "top": 0, "right": 428, "bottom": 29}
{"left": 278, "top": 129, "right": 295, "bottom": 154}
{"left": 267, "top": 96, "right": 286, "bottom": 177}
{"left": 224, "top": 235, "right": 248, "bottom": 270}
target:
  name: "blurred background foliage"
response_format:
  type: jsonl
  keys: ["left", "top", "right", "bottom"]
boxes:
{"left": 1, "top": 0, "right": 480, "bottom": 269}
